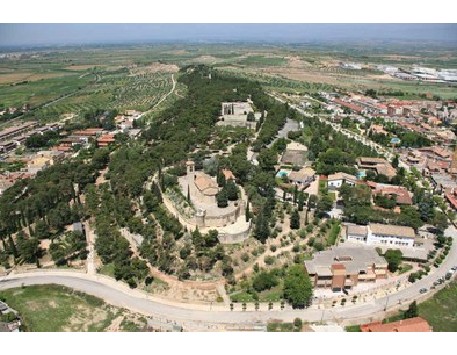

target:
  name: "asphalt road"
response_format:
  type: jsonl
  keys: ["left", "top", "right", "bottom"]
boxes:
{"left": 1, "top": 224, "right": 455, "bottom": 326}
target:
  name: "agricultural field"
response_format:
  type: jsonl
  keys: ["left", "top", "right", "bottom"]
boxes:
{"left": 0, "top": 284, "right": 147, "bottom": 332}
{"left": 2, "top": 43, "right": 455, "bottom": 121}
{"left": 34, "top": 69, "right": 175, "bottom": 122}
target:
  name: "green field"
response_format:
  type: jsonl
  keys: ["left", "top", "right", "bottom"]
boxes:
{"left": 0, "top": 284, "right": 146, "bottom": 332}
{"left": 2, "top": 43, "right": 456, "bottom": 120}
{"left": 237, "top": 55, "right": 288, "bottom": 67}
{"left": 418, "top": 281, "right": 457, "bottom": 332}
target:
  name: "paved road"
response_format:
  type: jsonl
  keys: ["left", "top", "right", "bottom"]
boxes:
{"left": 1, "top": 225, "right": 455, "bottom": 326}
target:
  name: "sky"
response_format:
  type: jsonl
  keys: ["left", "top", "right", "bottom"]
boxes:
{"left": 0, "top": 24, "right": 456, "bottom": 47}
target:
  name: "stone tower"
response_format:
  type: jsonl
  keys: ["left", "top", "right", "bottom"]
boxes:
{"left": 186, "top": 160, "right": 195, "bottom": 179}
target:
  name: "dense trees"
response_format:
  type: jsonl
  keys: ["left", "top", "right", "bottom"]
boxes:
{"left": 371, "top": 127, "right": 431, "bottom": 148}
{"left": 216, "top": 189, "right": 229, "bottom": 208}
{"left": 283, "top": 265, "right": 313, "bottom": 308}
{"left": 49, "top": 231, "right": 87, "bottom": 266}
{"left": 302, "top": 114, "right": 379, "bottom": 175}
{"left": 252, "top": 271, "right": 278, "bottom": 292}
{"left": 0, "top": 159, "right": 96, "bottom": 263}
{"left": 225, "top": 180, "right": 239, "bottom": 201}
{"left": 142, "top": 66, "right": 266, "bottom": 166}
{"left": 340, "top": 183, "right": 427, "bottom": 229}
{"left": 25, "top": 131, "right": 59, "bottom": 148}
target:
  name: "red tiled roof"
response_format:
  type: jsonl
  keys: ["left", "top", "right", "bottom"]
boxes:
{"left": 333, "top": 99, "right": 363, "bottom": 113}
{"left": 222, "top": 168, "right": 235, "bottom": 181}
{"left": 361, "top": 317, "right": 431, "bottom": 332}
{"left": 374, "top": 186, "right": 413, "bottom": 205}
{"left": 445, "top": 192, "right": 457, "bottom": 210}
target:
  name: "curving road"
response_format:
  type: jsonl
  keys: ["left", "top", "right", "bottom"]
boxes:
{"left": 1, "top": 225, "right": 455, "bottom": 326}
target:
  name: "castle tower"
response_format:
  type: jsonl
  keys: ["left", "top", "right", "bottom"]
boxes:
{"left": 196, "top": 208, "right": 206, "bottom": 227}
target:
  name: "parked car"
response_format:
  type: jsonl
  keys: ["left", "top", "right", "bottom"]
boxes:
{"left": 419, "top": 288, "right": 427, "bottom": 294}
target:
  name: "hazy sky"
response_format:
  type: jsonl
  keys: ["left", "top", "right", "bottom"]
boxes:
{"left": 0, "top": 24, "right": 456, "bottom": 47}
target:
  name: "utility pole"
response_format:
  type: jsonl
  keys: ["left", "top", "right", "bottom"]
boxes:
{"left": 384, "top": 295, "right": 390, "bottom": 312}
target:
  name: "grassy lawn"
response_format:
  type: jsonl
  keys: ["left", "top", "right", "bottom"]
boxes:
{"left": 98, "top": 262, "right": 115, "bottom": 277}
{"left": 417, "top": 281, "right": 457, "bottom": 332}
{"left": 267, "top": 321, "right": 302, "bottom": 332}
{"left": 398, "top": 264, "right": 413, "bottom": 275}
{"left": 230, "top": 291, "right": 256, "bottom": 303}
{"left": 0, "top": 284, "right": 144, "bottom": 332}
{"left": 258, "top": 285, "right": 283, "bottom": 302}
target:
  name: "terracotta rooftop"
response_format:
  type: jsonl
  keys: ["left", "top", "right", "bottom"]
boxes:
{"left": 361, "top": 317, "right": 432, "bottom": 332}
{"left": 374, "top": 185, "right": 413, "bottom": 205}
{"left": 194, "top": 175, "right": 219, "bottom": 196}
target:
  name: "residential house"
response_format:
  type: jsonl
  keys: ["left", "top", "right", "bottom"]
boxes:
{"left": 280, "top": 142, "right": 308, "bottom": 167}
{"left": 372, "top": 185, "right": 413, "bottom": 205}
{"left": 288, "top": 167, "right": 315, "bottom": 188}
{"left": 327, "top": 172, "right": 357, "bottom": 189}
{"left": 357, "top": 157, "right": 396, "bottom": 178}
{"left": 96, "top": 134, "right": 116, "bottom": 147}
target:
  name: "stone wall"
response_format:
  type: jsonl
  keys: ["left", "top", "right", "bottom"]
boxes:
{"left": 217, "top": 223, "right": 252, "bottom": 244}
{"left": 202, "top": 202, "right": 243, "bottom": 227}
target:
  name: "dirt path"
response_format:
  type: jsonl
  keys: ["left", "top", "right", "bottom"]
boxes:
{"left": 137, "top": 73, "right": 176, "bottom": 120}
{"left": 85, "top": 221, "right": 97, "bottom": 275}
{"left": 95, "top": 167, "right": 109, "bottom": 186}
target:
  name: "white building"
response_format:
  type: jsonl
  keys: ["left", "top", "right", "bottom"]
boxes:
{"left": 412, "top": 66, "right": 436, "bottom": 75}
{"left": 345, "top": 223, "right": 415, "bottom": 248}
{"left": 327, "top": 172, "right": 357, "bottom": 189}
{"left": 377, "top": 65, "right": 399, "bottom": 74}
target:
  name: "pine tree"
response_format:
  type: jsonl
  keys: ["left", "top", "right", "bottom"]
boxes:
{"left": 217, "top": 169, "right": 226, "bottom": 187}
{"left": 159, "top": 174, "right": 165, "bottom": 192}
{"left": 254, "top": 204, "right": 270, "bottom": 243}
{"left": 290, "top": 210, "right": 300, "bottom": 230}
{"left": 298, "top": 191, "right": 305, "bottom": 211}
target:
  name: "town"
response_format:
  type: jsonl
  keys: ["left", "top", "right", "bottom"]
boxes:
{"left": 0, "top": 24, "right": 457, "bottom": 335}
